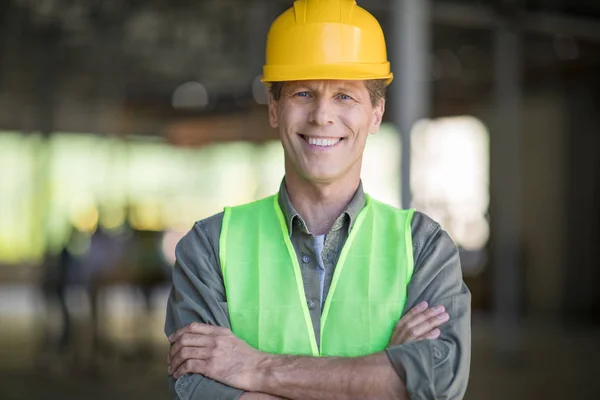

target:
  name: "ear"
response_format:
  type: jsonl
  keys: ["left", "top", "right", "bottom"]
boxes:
{"left": 369, "top": 98, "right": 385, "bottom": 135}
{"left": 268, "top": 94, "right": 279, "bottom": 128}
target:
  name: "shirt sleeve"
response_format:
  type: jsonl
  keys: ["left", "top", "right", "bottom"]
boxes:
{"left": 164, "top": 216, "right": 244, "bottom": 400}
{"left": 385, "top": 212, "right": 472, "bottom": 400}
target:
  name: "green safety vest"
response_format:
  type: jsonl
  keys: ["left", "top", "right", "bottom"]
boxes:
{"left": 219, "top": 194, "right": 414, "bottom": 357}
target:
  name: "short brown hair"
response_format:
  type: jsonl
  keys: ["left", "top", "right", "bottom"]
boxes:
{"left": 268, "top": 79, "right": 387, "bottom": 107}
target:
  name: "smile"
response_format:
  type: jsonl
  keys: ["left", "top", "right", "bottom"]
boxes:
{"left": 299, "top": 134, "right": 343, "bottom": 147}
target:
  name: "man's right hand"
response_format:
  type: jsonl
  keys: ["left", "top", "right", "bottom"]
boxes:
{"left": 388, "top": 301, "right": 449, "bottom": 347}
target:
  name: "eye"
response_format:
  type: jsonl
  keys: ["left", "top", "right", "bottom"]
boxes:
{"left": 336, "top": 93, "right": 354, "bottom": 101}
{"left": 294, "top": 91, "right": 311, "bottom": 98}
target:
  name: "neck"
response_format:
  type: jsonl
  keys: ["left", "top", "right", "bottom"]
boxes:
{"left": 284, "top": 170, "right": 360, "bottom": 236}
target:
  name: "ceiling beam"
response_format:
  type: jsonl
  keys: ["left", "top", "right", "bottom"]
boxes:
{"left": 433, "top": 2, "right": 600, "bottom": 42}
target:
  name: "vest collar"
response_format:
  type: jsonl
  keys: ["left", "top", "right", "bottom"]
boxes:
{"left": 277, "top": 179, "right": 367, "bottom": 237}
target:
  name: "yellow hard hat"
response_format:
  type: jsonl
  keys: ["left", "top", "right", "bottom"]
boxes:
{"left": 262, "top": 0, "right": 393, "bottom": 86}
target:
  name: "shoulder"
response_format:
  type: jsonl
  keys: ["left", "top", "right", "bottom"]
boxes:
{"left": 195, "top": 212, "right": 225, "bottom": 239}
{"left": 367, "top": 203, "right": 452, "bottom": 266}
{"left": 176, "top": 212, "right": 225, "bottom": 260}
{"left": 409, "top": 211, "right": 460, "bottom": 272}
{"left": 410, "top": 211, "right": 444, "bottom": 252}
{"left": 367, "top": 198, "right": 442, "bottom": 245}
{"left": 225, "top": 195, "right": 277, "bottom": 214}
{"left": 178, "top": 194, "right": 276, "bottom": 257}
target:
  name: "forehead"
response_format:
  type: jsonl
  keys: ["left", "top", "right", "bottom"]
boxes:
{"left": 285, "top": 80, "right": 367, "bottom": 92}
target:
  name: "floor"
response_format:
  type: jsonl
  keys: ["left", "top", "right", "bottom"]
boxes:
{"left": 1, "top": 286, "right": 598, "bottom": 399}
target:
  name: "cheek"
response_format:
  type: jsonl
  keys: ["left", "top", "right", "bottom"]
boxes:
{"left": 281, "top": 104, "right": 308, "bottom": 131}
{"left": 341, "top": 109, "right": 372, "bottom": 138}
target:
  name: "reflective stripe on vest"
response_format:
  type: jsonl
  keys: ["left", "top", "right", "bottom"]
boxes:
{"left": 219, "top": 194, "right": 414, "bottom": 357}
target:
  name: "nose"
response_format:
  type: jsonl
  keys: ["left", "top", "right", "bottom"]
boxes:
{"left": 308, "top": 98, "right": 334, "bottom": 127}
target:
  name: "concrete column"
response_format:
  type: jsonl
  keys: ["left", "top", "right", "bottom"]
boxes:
{"left": 248, "top": 0, "right": 270, "bottom": 78}
{"left": 392, "top": 0, "right": 431, "bottom": 209}
{"left": 564, "top": 80, "right": 600, "bottom": 324}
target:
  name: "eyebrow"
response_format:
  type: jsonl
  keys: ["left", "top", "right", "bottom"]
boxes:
{"left": 288, "top": 83, "right": 359, "bottom": 94}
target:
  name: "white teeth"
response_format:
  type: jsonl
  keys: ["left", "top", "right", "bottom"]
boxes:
{"left": 306, "top": 137, "right": 341, "bottom": 147}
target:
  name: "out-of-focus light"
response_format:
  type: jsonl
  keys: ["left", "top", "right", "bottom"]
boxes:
{"left": 172, "top": 81, "right": 209, "bottom": 110}
{"left": 553, "top": 35, "right": 579, "bottom": 60}
{"left": 161, "top": 230, "right": 186, "bottom": 266}
{"left": 252, "top": 75, "right": 269, "bottom": 105}
{"left": 67, "top": 232, "right": 92, "bottom": 257}
{"left": 254, "top": 141, "right": 285, "bottom": 198}
{"left": 411, "top": 116, "right": 490, "bottom": 255}
{"left": 129, "top": 202, "right": 163, "bottom": 232}
{"left": 361, "top": 124, "right": 402, "bottom": 208}
{"left": 71, "top": 206, "right": 99, "bottom": 233}
{"left": 100, "top": 208, "right": 126, "bottom": 230}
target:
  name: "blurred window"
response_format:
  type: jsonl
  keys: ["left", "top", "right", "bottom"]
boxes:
{"left": 411, "top": 116, "right": 490, "bottom": 275}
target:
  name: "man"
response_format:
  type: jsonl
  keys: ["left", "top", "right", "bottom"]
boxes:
{"left": 165, "top": 0, "right": 471, "bottom": 399}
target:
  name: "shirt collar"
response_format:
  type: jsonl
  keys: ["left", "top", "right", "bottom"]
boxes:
{"left": 277, "top": 179, "right": 367, "bottom": 237}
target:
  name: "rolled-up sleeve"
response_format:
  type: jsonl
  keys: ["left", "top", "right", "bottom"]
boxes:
{"left": 164, "top": 216, "right": 244, "bottom": 400}
{"left": 386, "top": 212, "right": 471, "bottom": 399}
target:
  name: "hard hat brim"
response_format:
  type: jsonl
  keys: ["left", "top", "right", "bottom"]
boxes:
{"left": 261, "top": 63, "right": 393, "bottom": 87}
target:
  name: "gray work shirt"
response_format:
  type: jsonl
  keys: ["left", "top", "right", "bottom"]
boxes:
{"left": 165, "top": 182, "right": 471, "bottom": 400}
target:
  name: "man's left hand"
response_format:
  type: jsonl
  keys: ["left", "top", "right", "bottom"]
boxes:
{"left": 168, "top": 323, "right": 267, "bottom": 392}
{"left": 387, "top": 301, "right": 449, "bottom": 347}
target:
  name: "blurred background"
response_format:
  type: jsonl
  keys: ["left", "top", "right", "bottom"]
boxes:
{"left": 0, "top": 0, "right": 599, "bottom": 399}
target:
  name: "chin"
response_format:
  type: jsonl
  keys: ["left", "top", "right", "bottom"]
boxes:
{"left": 302, "top": 170, "right": 341, "bottom": 183}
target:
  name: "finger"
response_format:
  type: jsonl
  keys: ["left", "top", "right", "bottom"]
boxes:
{"left": 169, "top": 323, "right": 212, "bottom": 343}
{"left": 169, "top": 346, "right": 211, "bottom": 376}
{"left": 388, "top": 330, "right": 399, "bottom": 347}
{"left": 169, "top": 322, "right": 229, "bottom": 343}
{"left": 396, "top": 301, "right": 428, "bottom": 329}
{"left": 399, "top": 311, "right": 449, "bottom": 342}
{"left": 169, "top": 333, "right": 214, "bottom": 362}
{"left": 418, "top": 328, "right": 441, "bottom": 341}
{"left": 392, "top": 306, "right": 443, "bottom": 344}
{"left": 404, "top": 306, "right": 445, "bottom": 330}
{"left": 173, "top": 359, "right": 207, "bottom": 380}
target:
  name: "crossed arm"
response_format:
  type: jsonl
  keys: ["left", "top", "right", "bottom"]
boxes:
{"left": 164, "top": 215, "right": 471, "bottom": 400}
{"left": 168, "top": 323, "right": 405, "bottom": 400}
{"left": 167, "top": 300, "right": 449, "bottom": 400}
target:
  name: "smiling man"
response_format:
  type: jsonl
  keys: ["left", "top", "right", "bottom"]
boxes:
{"left": 165, "top": 1, "right": 471, "bottom": 399}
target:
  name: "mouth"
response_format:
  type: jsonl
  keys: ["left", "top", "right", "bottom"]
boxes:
{"left": 299, "top": 134, "right": 344, "bottom": 148}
